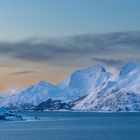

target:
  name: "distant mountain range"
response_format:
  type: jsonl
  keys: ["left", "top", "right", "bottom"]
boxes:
{"left": 1, "top": 61, "right": 140, "bottom": 112}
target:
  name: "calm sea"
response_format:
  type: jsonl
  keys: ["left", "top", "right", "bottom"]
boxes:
{"left": 0, "top": 111, "right": 140, "bottom": 140}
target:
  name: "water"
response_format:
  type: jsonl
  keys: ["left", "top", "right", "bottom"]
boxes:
{"left": 0, "top": 111, "right": 140, "bottom": 140}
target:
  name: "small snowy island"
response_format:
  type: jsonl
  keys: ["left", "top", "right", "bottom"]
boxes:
{"left": 0, "top": 108, "right": 24, "bottom": 121}
{"left": 0, "top": 108, "right": 38, "bottom": 121}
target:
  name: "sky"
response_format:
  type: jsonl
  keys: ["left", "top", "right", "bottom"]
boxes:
{"left": 0, "top": 0, "right": 140, "bottom": 93}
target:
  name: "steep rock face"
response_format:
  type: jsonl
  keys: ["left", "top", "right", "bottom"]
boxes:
{"left": 35, "top": 99, "right": 70, "bottom": 111}
{"left": 55, "top": 65, "right": 110, "bottom": 101}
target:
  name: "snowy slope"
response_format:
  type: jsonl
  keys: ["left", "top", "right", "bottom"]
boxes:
{"left": 55, "top": 65, "right": 110, "bottom": 101}
{"left": 0, "top": 81, "right": 55, "bottom": 109}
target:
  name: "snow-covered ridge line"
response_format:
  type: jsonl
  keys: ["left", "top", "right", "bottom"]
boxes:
{"left": 1, "top": 61, "right": 140, "bottom": 112}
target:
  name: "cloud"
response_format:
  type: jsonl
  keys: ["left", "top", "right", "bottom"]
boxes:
{"left": 0, "top": 31, "right": 140, "bottom": 67}
{"left": 9, "top": 71, "right": 37, "bottom": 76}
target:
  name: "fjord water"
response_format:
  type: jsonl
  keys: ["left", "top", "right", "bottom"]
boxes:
{"left": 0, "top": 112, "right": 140, "bottom": 140}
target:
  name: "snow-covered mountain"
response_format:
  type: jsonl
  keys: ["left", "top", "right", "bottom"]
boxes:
{"left": 0, "top": 65, "right": 110, "bottom": 110}
{"left": 1, "top": 61, "right": 140, "bottom": 112}
{"left": 73, "top": 61, "right": 140, "bottom": 111}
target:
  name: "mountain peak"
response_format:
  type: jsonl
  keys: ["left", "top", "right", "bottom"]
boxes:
{"left": 78, "top": 65, "right": 106, "bottom": 73}
{"left": 38, "top": 81, "right": 47, "bottom": 86}
{"left": 119, "top": 61, "right": 139, "bottom": 78}
{"left": 90, "top": 65, "right": 106, "bottom": 71}
{"left": 38, "top": 81, "right": 54, "bottom": 88}
{"left": 124, "top": 61, "right": 137, "bottom": 67}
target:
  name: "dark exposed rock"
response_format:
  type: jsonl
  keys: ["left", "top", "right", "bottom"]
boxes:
{"left": 35, "top": 99, "right": 70, "bottom": 111}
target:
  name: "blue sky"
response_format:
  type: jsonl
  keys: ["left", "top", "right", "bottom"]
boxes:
{"left": 0, "top": 0, "right": 140, "bottom": 92}
{"left": 0, "top": 0, "right": 140, "bottom": 40}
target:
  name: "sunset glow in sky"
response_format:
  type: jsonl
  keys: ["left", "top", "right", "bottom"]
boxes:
{"left": 0, "top": 0, "right": 140, "bottom": 93}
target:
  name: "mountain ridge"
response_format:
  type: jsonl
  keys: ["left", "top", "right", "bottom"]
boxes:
{"left": 1, "top": 61, "right": 140, "bottom": 112}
